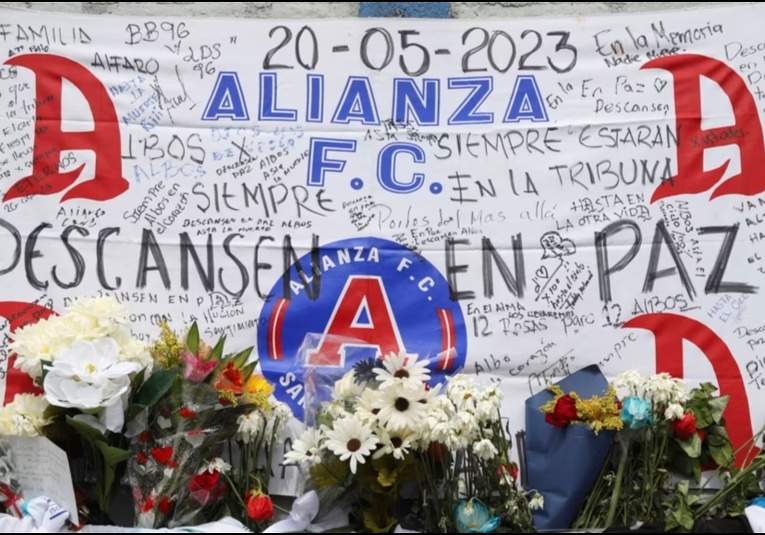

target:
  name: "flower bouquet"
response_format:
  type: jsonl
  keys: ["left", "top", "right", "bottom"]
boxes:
{"left": 7, "top": 295, "right": 157, "bottom": 522}
{"left": 285, "top": 349, "right": 541, "bottom": 533}
{"left": 128, "top": 320, "right": 289, "bottom": 530}
{"left": 545, "top": 371, "right": 736, "bottom": 531}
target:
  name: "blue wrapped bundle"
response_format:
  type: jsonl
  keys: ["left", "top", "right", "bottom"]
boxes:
{"left": 524, "top": 365, "right": 615, "bottom": 530}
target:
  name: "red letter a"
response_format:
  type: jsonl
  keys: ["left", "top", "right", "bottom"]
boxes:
{"left": 624, "top": 313, "right": 759, "bottom": 467}
{"left": 0, "top": 301, "right": 56, "bottom": 405}
{"left": 307, "top": 276, "right": 406, "bottom": 367}
{"left": 642, "top": 54, "right": 765, "bottom": 203}
{"left": 3, "top": 54, "right": 128, "bottom": 203}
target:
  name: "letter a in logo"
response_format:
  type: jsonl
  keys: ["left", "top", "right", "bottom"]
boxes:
{"left": 642, "top": 54, "right": 765, "bottom": 203}
{"left": 307, "top": 276, "right": 409, "bottom": 367}
{"left": 3, "top": 54, "right": 129, "bottom": 203}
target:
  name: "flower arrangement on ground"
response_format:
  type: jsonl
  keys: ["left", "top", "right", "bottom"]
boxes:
{"left": 128, "top": 321, "right": 289, "bottom": 530}
{"left": 285, "top": 351, "right": 541, "bottom": 533}
{"left": 541, "top": 371, "right": 735, "bottom": 531}
{"left": 7, "top": 295, "right": 154, "bottom": 520}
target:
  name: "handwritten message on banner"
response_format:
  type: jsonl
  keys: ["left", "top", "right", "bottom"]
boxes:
{"left": 1, "top": 4, "right": 765, "bottom": 466}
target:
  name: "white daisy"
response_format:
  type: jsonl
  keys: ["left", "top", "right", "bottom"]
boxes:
{"left": 284, "top": 427, "right": 323, "bottom": 467}
{"left": 356, "top": 388, "right": 382, "bottom": 426}
{"left": 376, "top": 384, "right": 428, "bottom": 432}
{"left": 373, "top": 428, "right": 416, "bottom": 460}
{"left": 374, "top": 351, "right": 430, "bottom": 390}
{"left": 323, "top": 417, "right": 378, "bottom": 474}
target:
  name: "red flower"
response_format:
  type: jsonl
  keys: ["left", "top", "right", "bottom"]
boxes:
{"left": 616, "top": 400, "right": 623, "bottom": 410}
{"left": 189, "top": 470, "right": 227, "bottom": 507}
{"left": 136, "top": 452, "right": 149, "bottom": 464}
{"left": 545, "top": 395, "right": 578, "bottom": 428}
{"left": 139, "top": 431, "right": 150, "bottom": 442}
{"left": 180, "top": 407, "right": 196, "bottom": 418}
{"left": 158, "top": 497, "right": 173, "bottom": 515}
{"left": 140, "top": 497, "right": 154, "bottom": 513}
{"left": 151, "top": 446, "right": 173, "bottom": 465}
{"left": 497, "top": 462, "right": 519, "bottom": 483}
{"left": 247, "top": 493, "right": 274, "bottom": 523}
{"left": 672, "top": 413, "right": 698, "bottom": 440}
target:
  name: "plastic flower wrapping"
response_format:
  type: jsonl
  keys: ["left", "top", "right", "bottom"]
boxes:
{"left": 284, "top": 335, "right": 541, "bottom": 533}
{"left": 127, "top": 320, "right": 290, "bottom": 530}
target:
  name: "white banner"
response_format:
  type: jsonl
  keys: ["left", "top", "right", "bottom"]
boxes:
{"left": 0, "top": 4, "right": 764, "bottom": 470}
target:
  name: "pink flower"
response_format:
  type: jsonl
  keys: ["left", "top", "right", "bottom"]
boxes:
{"left": 182, "top": 351, "right": 218, "bottom": 383}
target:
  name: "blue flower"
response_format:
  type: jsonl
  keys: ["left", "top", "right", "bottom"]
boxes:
{"left": 455, "top": 500, "right": 500, "bottom": 533}
{"left": 620, "top": 397, "right": 654, "bottom": 430}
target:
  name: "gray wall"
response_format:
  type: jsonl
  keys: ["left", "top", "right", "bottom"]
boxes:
{"left": 0, "top": 2, "right": 751, "bottom": 18}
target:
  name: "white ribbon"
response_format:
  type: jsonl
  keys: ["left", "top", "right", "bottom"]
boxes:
{"left": 263, "top": 491, "right": 349, "bottom": 533}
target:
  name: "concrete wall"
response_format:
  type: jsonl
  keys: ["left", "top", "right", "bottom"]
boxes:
{"left": 0, "top": 1, "right": 753, "bottom": 18}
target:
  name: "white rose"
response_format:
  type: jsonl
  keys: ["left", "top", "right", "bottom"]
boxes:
{"left": 43, "top": 337, "right": 141, "bottom": 432}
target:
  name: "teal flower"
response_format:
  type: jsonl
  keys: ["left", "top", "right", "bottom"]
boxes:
{"left": 620, "top": 396, "right": 654, "bottom": 429}
{"left": 455, "top": 499, "right": 500, "bottom": 533}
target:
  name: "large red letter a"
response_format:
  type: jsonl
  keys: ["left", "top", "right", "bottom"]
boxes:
{"left": 624, "top": 313, "right": 758, "bottom": 467}
{"left": 3, "top": 54, "right": 128, "bottom": 203}
{"left": 642, "top": 54, "right": 765, "bottom": 203}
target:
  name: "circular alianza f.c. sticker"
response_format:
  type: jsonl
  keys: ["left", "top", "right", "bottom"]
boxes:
{"left": 257, "top": 237, "right": 467, "bottom": 420}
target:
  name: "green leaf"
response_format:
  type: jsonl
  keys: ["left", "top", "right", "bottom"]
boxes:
{"left": 708, "top": 396, "right": 729, "bottom": 425}
{"left": 66, "top": 415, "right": 107, "bottom": 443}
{"left": 209, "top": 334, "right": 227, "bottom": 362}
{"left": 232, "top": 347, "right": 254, "bottom": 368}
{"left": 708, "top": 434, "right": 735, "bottom": 468}
{"left": 309, "top": 457, "right": 348, "bottom": 488}
{"left": 677, "top": 432, "right": 702, "bottom": 458}
{"left": 94, "top": 442, "right": 130, "bottom": 512}
{"left": 187, "top": 321, "right": 200, "bottom": 354}
{"left": 692, "top": 405, "right": 714, "bottom": 429}
{"left": 128, "top": 370, "right": 177, "bottom": 421}
{"left": 134, "top": 370, "right": 177, "bottom": 407}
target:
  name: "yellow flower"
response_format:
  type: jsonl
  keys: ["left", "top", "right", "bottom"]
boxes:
{"left": 242, "top": 375, "right": 275, "bottom": 411}
{"left": 150, "top": 321, "right": 185, "bottom": 369}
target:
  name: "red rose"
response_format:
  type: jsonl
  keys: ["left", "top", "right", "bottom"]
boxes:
{"left": 672, "top": 413, "right": 698, "bottom": 440}
{"left": 189, "top": 470, "right": 227, "bottom": 506}
{"left": 545, "top": 395, "right": 578, "bottom": 428}
{"left": 180, "top": 407, "right": 196, "bottom": 418}
{"left": 247, "top": 493, "right": 274, "bottom": 523}
{"left": 139, "top": 431, "right": 150, "bottom": 442}
{"left": 158, "top": 497, "right": 173, "bottom": 515}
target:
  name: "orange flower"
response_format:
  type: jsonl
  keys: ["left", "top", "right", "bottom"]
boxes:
{"left": 213, "top": 362, "right": 244, "bottom": 395}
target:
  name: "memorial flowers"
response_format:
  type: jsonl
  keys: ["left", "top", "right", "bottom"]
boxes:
{"left": 286, "top": 351, "right": 540, "bottom": 533}
{"left": 7, "top": 295, "right": 153, "bottom": 518}
{"left": 542, "top": 371, "right": 736, "bottom": 531}
{"left": 128, "top": 321, "right": 287, "bottom": 530}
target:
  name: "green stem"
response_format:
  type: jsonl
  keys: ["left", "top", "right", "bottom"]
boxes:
{"left": 605, "top": 439, "right": 629, "bottom": 528}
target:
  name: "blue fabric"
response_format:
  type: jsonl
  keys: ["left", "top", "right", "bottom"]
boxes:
{"left": 524, "top": 364, "right": 615, "bottom": 530}
{"left": 749, "top": 496, "right": 765, "bottom": 508}
{"left": 359, "top": 2, "right": 451, "bottom": 18}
